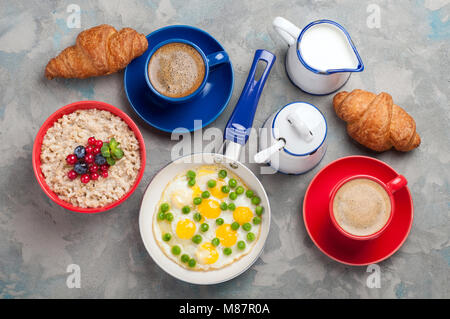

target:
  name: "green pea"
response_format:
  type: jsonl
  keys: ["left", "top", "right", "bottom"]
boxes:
{"left": 181, "top": 254, "right": 190, "bottom": 263}
{"left": 188, "top": 258, "right": 196, "bottom": 267}
{"left": 160, "top": 203, "right": 170, "bottom": 213}
{"left": 228, "top": 178, "right": 237, "bottom": 188}
{"left": 253, "top": 216, "right": 261, "bottom": 225}
{"left": 162, "top": 233, "right": 172, "bottom": 241}
{"left": 223, "top": 248, "right": 232, "bottom": 255}
{"left": 218, "top": 170, "right": 227, "bottom": 179}
{"left": 182, "top": 206, "right": 191, "bottom": 214}
{"left": 220, "top": 202, "right": 228, "bottom": 210}
{"left": 165, "top": 212, "right": 174, "bottom": 222}
{"left": 251, "top": 196, "right": 261, "bottom": 205}
{"left": 231, "top": 222, "right": 240, "bottom": 231}
{"left": 201, "top": 191, "right": 210, "bottom": 199}
{"left": 216, "top": 218, "right": 224, "bottom": 225}
{"left": 207, "top": 180, "right": 216, "bottom": 188}
{"left": 228, "top": 203, "right": 236, "bottom": 211}
{"left": 188, "top": 178, "right": 196, "bottom": 187}
{"left": 200, "top": 223, "right": 209, "bottom": 232}
{"left": 193, "top": 197, "right": 202, "bottom": 205}
{"left": 157, "top": 211, "right": 165, "bottom": 220}
{"left": 242, "top": 223, "right": 252, "bottom": 231}
{"left": 193, "top": 213, "right": 202, "bottom": 222}
{"left": 187, "top": 170, "right": 196, "bottom": 179}
{"left": 229, "top": 192, "right": 237, "bottom": 200}
{"left": 212, "top": 238, "right": 220, "bottom": 247}
{"left": 247, "top": 232, "right": 255, "bottom": 242}
{"left": 221, "top": 185, "right": 230, "bottom": 193}
{"left": 255, "top": 206, "right": 264, "bottom": 216}
{"left": 236, "top": 186, "right": 244, "bottom": 195}
{"left": 237, "top": 241, "right": 246, "bottom": 250}
{"left": 171, "top": 245, "right": 181, "bottom": 255}
{"left": 246, "top": 190, "right": 254, "bottom": 198}
{"left": 192, "top": 234, "right": 202, "bottom": 244}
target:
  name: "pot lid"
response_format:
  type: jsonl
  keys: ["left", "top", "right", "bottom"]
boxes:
{"left": 272, "top": 102, "right": 327, "bottom": 156}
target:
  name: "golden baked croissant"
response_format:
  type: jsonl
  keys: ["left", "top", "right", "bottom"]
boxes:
{"left": 45, "top": 24, "right": 148, "bottom": 79}
{"left": 333, "top": 89, "right": 421, "bottom": 152}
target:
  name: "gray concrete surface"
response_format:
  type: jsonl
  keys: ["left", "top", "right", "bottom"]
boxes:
{"left": 0, "top": 0, "right": 449, "bottom": 298}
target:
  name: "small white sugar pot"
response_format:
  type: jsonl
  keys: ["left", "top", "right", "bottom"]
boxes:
{"left": 255, "top": 102, "right": 327, "bottom": 175}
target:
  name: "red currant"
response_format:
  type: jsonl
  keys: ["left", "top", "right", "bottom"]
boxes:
{"left": 100, "top": 164, "right": 109, "bottom": 171}
{"left": 85, "top": 145, "right": 94, "bottom": 154}
{"left": 80, "top": 174, "right": 90, "bottom": 183}
{"left": 95, "top": 140, "right": 103, "bottom": 148}
{"left": 88, "top": 137, "right": 96, "bottom": 146}
{"left": 89, "top": 164, "right": 99, "bottom": 173}
{"left": 67, "top": 170, "right": 78, "bottom": 180}
{"left": 93, "top": 147, "right": 101, "bottom": 155}
{"left": 66, "top": 154, "right": 77, "bottom": 165}
{"left": 101, "top": 171, "right": 108, "bottom": 178}
{"left": 90, "top": 172, "right": 99, "bottom": 180}
{"left": 85, "top": 153, "right": 95, "bottom": 164}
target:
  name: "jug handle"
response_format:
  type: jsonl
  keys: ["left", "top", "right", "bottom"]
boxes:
{"left": 273, "top": 17, "right": 301, "bottom": 47}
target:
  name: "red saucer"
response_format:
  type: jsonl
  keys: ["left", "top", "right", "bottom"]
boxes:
{"left": 303, "top": 156, "right": 413, "bottom": 266}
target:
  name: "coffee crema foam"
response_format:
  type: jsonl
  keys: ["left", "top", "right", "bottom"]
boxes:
{"left": 332, "top": 178, "right": 391, "bottom": 237}
{"left": 148, "top": 42, "right": 205, "bottom": 98}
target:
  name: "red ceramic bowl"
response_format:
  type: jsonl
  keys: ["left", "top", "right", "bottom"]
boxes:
{"left": 32, "top": 101, "right": 147, "bottom": 213}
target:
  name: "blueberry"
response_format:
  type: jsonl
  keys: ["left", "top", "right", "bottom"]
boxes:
{"left": 74, "top": 145, "right": 86, "bottom": 159}
{"left": 95, "top": 154, "right": 107, "bottom": 165}
{"left": 74, "top": 162, "right": 88, "bottom": 175}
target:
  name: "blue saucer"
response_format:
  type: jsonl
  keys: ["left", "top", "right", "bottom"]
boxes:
{"left": 124, "top": 25, "right": 234, "bottom": 133}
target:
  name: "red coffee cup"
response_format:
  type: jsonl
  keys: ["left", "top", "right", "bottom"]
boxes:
{"left": 329, "top": 174, "right": 407, "bottom": 241}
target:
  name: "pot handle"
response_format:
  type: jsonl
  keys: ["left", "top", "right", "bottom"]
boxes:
{"left": 287, "top": 110, "right": 314, "bottom": 142}
{"left": 273, "top": 17, "right": 301, "bottom": 47}
{"left": 224, "top": 50, "right": 276, "bottom": 147}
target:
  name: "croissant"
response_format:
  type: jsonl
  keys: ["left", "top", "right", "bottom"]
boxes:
{"left": 45, "top": 24, "right": 148, "bottom": 79}
{"left": 333, "top": 89, "right": 421, "bottom": 152}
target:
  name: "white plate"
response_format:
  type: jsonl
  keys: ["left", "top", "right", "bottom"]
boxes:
{"left": 139, "top": 153, "right": 271, "bottom": 285}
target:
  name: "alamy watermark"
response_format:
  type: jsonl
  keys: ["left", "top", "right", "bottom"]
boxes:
{"left": 366, "top": 264, "right": 381, "bottom": 288}
{"left": 66, "top": 264, "right": 81, "bottom": 288}
{"left": 66, "top": 4, "right": 81, "bottom": 29}
{"left": 367, "top": 4, "right": 381, "bottom": 29}
{"left": 169, "top": 121, "right": 280, "bottom": 175}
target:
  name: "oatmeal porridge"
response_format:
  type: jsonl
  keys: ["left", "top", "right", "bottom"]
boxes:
{"left": 40, "top": 109, "right": 141, "bottom": 208}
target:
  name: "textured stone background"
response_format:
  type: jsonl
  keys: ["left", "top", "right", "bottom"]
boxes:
{"left": 0, "top": 0, "right": 449, "bottom": 298}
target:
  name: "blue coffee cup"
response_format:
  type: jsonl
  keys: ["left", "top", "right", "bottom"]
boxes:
{"left": 145, "top": 38, "right": 229, "bottom": 104}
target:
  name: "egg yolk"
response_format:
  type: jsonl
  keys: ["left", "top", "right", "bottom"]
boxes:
{"left": 216, "top": 224, "right": 238, "bottom": 247}
{"left": 233, "top": 206, "right": 253, "bottom": 225}
{"left": 210, "top": 180, "right": 227, "bottom": 199}
{"left": 198, "top": 168, "right": 215, "bottom": 176}
{"left": 176, "top": 219, "right": 196, "bottom": 239}
{"left": 198, "top": 199, "right": 221, "bottom": 219}
{"left": 191, "top": 184, "right": 202, "bottom": 198}
{"left": 196, "top": 242, "right": 219, "bottom": 265}
{"left": 171, "top": 189, "right": 192, "bottom": 209}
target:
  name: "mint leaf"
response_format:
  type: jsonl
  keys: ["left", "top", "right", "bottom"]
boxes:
{"left": 106, "top": 157, "right": 116, "bottom": 166}
{"left": 101, "top": 144, "right": 111, "bottom": 158}
{"left": 112, "top": 148, "right": 124, "bottom": 160}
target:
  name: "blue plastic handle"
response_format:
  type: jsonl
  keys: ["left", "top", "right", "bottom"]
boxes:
{"left": 224, "top": 49, "right": 276, "bottom": 145}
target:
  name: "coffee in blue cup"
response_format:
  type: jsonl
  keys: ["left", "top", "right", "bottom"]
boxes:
{"left": 145, "top": 39, "right": 229, "bottom": 104}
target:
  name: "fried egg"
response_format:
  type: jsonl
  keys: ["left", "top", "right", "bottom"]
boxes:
{"left": 153, "top": 165, "right": 264, "bottom": 271}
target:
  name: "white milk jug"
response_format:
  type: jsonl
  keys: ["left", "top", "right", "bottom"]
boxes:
{"left": 273, "top": 17, "right": 364, "bottom": 95}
